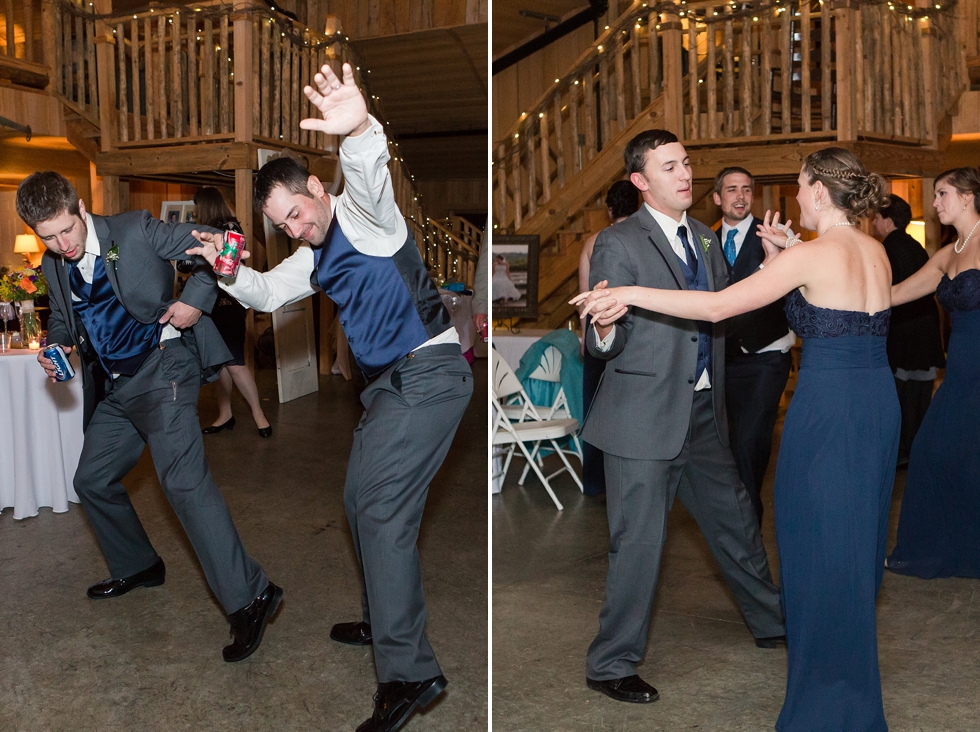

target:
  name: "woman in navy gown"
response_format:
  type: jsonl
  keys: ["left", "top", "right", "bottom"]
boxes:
{"left": 573, "top": 148, "right": 898, "bottom": 731}
{"left": 887, "top": 167, "right": 980, "bottom": 578}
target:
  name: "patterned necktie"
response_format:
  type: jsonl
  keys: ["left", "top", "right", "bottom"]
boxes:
{"left": 677, "top": 225, "right": 698, "bottom": 278}
{"left": 724, "top": 228, "right": 738, "bottom": 266}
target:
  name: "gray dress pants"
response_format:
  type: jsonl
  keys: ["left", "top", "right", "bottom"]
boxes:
{"left": 73, "top": 339, "right": 268, "bottom": 615}
{"left": 586, "top": 389, "right": 785, "bottom": 680}
{"left": 343, "top": 344, "right": 473, "bottom": 683}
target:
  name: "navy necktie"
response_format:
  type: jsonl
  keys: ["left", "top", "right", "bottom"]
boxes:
{"left": 68, "top": 259, "right": 90, "bottom": 299}
{"left": 677, "top": 225, "right": 698, "bottom": 278}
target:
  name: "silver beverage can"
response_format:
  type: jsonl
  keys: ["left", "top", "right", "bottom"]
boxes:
{"left": 43, "top": 344, "right": 75, "bottom": 382}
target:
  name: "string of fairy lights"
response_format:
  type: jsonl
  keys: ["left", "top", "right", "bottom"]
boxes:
{"left": 58, "top": 0, "right": 476, "bottom": 282}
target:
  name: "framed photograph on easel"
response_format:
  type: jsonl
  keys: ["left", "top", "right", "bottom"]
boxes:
{"left": 160, "top": 201, "right": 196, "bottom": 224}
{"left": 491, "top": 234, "right": 539, "bottom": 319}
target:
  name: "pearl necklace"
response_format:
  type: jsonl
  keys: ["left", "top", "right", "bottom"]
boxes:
{"left": 954, "top": 218, "right": 980, "bottom": 254}
{"left": 818, "top": 221, "right": 854, "bottom": 236}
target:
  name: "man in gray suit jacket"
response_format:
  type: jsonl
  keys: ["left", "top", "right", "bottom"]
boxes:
{"left": 581, "top": 131, "right": 785, "bottom": 704}
{"left": 17, "top": 172, "right": 280, "bottom": 663}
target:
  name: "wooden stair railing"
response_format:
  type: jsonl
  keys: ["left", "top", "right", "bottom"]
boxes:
{"left": 493, "top": 0, "right": 967, "bottom": 241}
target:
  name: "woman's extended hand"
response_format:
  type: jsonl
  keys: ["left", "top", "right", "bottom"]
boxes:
{"left": 757, "top": 211, "right": 798, "bottom": 262}
{"left": 569, "top": 281, "right": 632, "bottom": 325}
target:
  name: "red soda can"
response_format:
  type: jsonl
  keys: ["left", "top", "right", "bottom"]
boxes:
{"left": 213, "top": 229, "right": 246, "bottom": 277}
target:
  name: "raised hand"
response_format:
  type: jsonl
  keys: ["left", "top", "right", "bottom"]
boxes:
{"left": 757, "top": 210, "right": 797, "bottom": 253}
{"left": 299, "top": 62, "right": 370, "bottom": 138}
{"left": 185, "top": 230, "right": 251, "bottom": 270}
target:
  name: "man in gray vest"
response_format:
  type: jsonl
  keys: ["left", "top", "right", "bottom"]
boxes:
{"left": 580, "top": 130, "right": 785, "bottom": 703}
{"left": 188, "top": 62, "right": 471, "bottom": 732}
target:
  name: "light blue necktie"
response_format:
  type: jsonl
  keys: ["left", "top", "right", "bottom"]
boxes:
{"left": 724, "top": 228, "right": 738, "bottom": 266}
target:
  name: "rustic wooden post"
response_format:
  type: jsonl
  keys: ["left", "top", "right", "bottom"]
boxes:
{"left": 41, "top": 0, "right": 57, "bottom": 92}
{"left": 833, "top": 0, "right": 859, "bottom": 142}
{"left": 233, "top": 4, "right": 254, "bottom": 249}
{"left": 916, "top": 0, "right": 937, "bottom": 145}
{"left": 94, "top": 0, "right": 116, "bottom": 152}
{"left": 661, "top": 3, "right": 684, "bottom": 139}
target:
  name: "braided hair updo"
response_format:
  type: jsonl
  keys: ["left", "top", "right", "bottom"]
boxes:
{"left": 802, "top": 147, "right": 889, "bottom": 224}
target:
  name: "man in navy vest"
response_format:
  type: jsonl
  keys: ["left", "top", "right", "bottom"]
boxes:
{"left": 17, "top": 172, "right": 281, "bottom": 663}
{"left": 714, "top": 167, "right": 794, "bottom": 525}
{"left": 188, "top": 62, "right": 472, "bottom": 732}
{"left": 578, "top": 131, "right": 784, "bottom": 704}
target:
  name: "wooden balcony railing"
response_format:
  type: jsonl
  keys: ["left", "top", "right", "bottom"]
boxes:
{"left": 492, "top": 0, "right": 967, "bottom": 234}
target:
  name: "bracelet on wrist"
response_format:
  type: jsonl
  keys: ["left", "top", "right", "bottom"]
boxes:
{"left": 785, "top": 235, "right": 802, "bottom": 248}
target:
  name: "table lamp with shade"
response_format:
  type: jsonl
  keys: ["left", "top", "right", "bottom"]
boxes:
{"left": 14, "top": 234, "right": 41, "bottom": 267}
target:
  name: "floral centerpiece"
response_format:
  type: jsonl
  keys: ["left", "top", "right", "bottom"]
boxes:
{"left": 0, "top": 264, "right": 48, "bottom": 302}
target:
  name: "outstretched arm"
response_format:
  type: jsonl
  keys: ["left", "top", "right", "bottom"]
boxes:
{"left": 573, "top": 242, "right": 808, "bottom": 323}
{"left": 891, "top": 245, "right": 949, "bottom": 306}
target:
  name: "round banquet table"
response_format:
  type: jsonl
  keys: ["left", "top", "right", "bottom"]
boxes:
{"left": 0, "top": 347, "right": 83, "bottom": 519}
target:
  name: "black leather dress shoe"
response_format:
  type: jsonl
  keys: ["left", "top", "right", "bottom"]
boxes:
{"left": 586, "top": 675, "right": 659, "bottom": 703}
{"left": 87, "top": 558, "right": 166, "bottom": 599}
{"left": 222, "top": 582, "right": 283, "bottom": 662}
{"left": 755, "top": 635, "right": 788, "bottom": 649}
{"left": 202, "top": 416, "right": 235, "bottom": 434}
{"left": 257, "top": 426, "right": 272, "bottom": 438}
{"left": 356, "top": 675, "right": 448, "bottom": 732}
{"left": 330, "top": 620, "right": 373, "bottom": 646}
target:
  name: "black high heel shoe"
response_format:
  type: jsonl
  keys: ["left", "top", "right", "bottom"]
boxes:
{"left": 202, "top": 416, "right": 236, "bottom": 434}
{"left": 257, "top": 426, "right": 272, "bottom": 438}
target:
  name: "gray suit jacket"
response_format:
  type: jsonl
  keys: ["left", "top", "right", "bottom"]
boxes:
{"left": 43, "top": 210, "right": 232, "bottom": 429}
{"left": 580, "top": 207, "right": 730, "bottom": 461}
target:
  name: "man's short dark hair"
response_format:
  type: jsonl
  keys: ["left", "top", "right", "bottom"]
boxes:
{"left": 624, "top": 129, "right": 679, "bottom": 175}
{"left": 605, "top": 180, "right": 640, "bottom": 220}
{"left": 878, "top": 194, "right": 912, "bottom": 231}
{"left": 16, "top": 171, "right": 81, "bottom": 229}
{"left": 254, "top": 156, "right": 315, "bottom": 212}
{"left": 714, "top": 166, "right": 754, "bottom": 195}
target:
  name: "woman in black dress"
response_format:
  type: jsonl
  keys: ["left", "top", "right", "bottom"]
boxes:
{"left": 194, "top": 187, "right": 272, "bottom": 437}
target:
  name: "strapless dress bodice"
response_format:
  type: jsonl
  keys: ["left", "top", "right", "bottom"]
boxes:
{"left": 784, "top": 289, "right": 890, "bottom": 339}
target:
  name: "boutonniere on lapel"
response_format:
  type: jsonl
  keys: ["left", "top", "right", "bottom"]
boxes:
{"left": 105, "top": 243, "right": 120, "bottom": 264}
{"left": 699, "top": 235, "right": 711, "bottom": 254}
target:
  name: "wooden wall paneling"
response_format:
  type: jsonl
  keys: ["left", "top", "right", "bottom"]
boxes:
{"left": 395, "top": 0, "right": 410, "bottom": 34}
{"left": 527, "top": 123, "right": 537, "bottom": 216}
{"left": 252, "top": 18, "right": 260, "bottom": 139}
{"left": 6, "top": 0, "right": 16, "bottom": 60}
{"left": 511, "top": 137, "right": 522, "bottom": 229}
{"left": 835, "top": 5, "right": 858, "bottom": 142}
{"left": 234, "top": 10, "right": 253, "bottom": 143}
{"left": 870, "top": 7, "right": 881, "bottom": 132}
{"left": 902, "top": 18, "right": 912, "bottom": 138}
{"left": 861, "top": 6, "right": 872, "bottom": 133}
{"left": 24, "top": 0, "right": 34, "bottom": 61}
{"left": 219, "top": 14, "right": 229, "bottom": 134}
{"left": 761, "top": 7, "right": 772, "bottom": 135}
{"left": 584, "top": 66, "right": 596, "bottom": 162}
{"left": 662, "top": 8, "right": 683, "bottom": 137}
{"left": 84, "top": 16, "right": 96, "bottom": 114}
{"left": 260, "top": 19, "right": 270, "bottom": 137}
{"left": 688, "top": 20, "right": 700, "bottom": 139}
{"left": 599, "top": 50, "right": 611, "bottom": 147}
{"left": 539, "top": 108, "right": 550, "bottom": 203}
{"left": 63, "top": 12, "right": 73, "bottom": 103}
{"left": 272, "top": 28, "right": 281, "bottom": 140}
{"left": 821, "top": 1, "right": 831, "bottom": 131}
{"left": 853, "top": 6, "right": 864, "bottom": 132}
{"left": 49, "top": 2, "right": 62, "bottom": 95}
{"left": 171, "top": 13, "right": 182, "bottom": 138}
{"left": 496, "top": 142, "right": 507, "bottom": 226}
{"left": 569, "top": 78, "right": 582, "bottom": 174}
{"left": 801, "top": 2, "right": 811, "bottom": 133}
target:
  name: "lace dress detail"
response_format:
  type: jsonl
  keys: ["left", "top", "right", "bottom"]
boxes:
{"left": 784, "top": 289, "right": 890, "bottom": 338}
{"left": 937, "top": 268, "right": 980, "bottom": 312}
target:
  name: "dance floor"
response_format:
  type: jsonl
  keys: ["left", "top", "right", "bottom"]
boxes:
{"left": 493, "top": 400, "right": 980, "bottom": 731}
{"left": 0, "top": 364, "right": 488, "bottom": 731}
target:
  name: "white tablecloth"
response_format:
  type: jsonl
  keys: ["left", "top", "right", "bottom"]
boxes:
{"left": 0, "top": 348, "right": 83, "bottom": 519}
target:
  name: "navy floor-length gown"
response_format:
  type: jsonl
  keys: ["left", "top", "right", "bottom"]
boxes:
{"left": 888, "top": 269, "right": 980, "bottom": 578}
{"left": 775, "top": 290, "right": 899, "bottom": 732}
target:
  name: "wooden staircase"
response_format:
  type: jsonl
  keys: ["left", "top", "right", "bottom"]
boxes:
{"left": 493, "top": 0, "right": 970, "bottom": 327}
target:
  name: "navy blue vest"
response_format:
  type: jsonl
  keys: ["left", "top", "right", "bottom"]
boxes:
{"left": 311, "top": 218, "right": 453, "bottom": 378}
{"left": 69, "top": 256, "right": 161, "bottom": 375}
{"left": 676, "top": 247, "right": 713, "bottom": 384}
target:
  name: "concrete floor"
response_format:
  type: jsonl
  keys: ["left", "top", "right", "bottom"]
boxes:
{"left": 492, "top": 400, "right": 980, "bottom": 731}
{"left": 0, "top": 363, "right": 488, "bottom": 732}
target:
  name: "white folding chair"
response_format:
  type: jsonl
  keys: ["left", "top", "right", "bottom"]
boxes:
{"left": 490, "top": 392, "right": 580, "bottom": 511}
{"left": 521, "top": 345, "right": 585, "bottom": 491}
{"left": 491, "top": 351, "right": 582, "bottom": 509}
